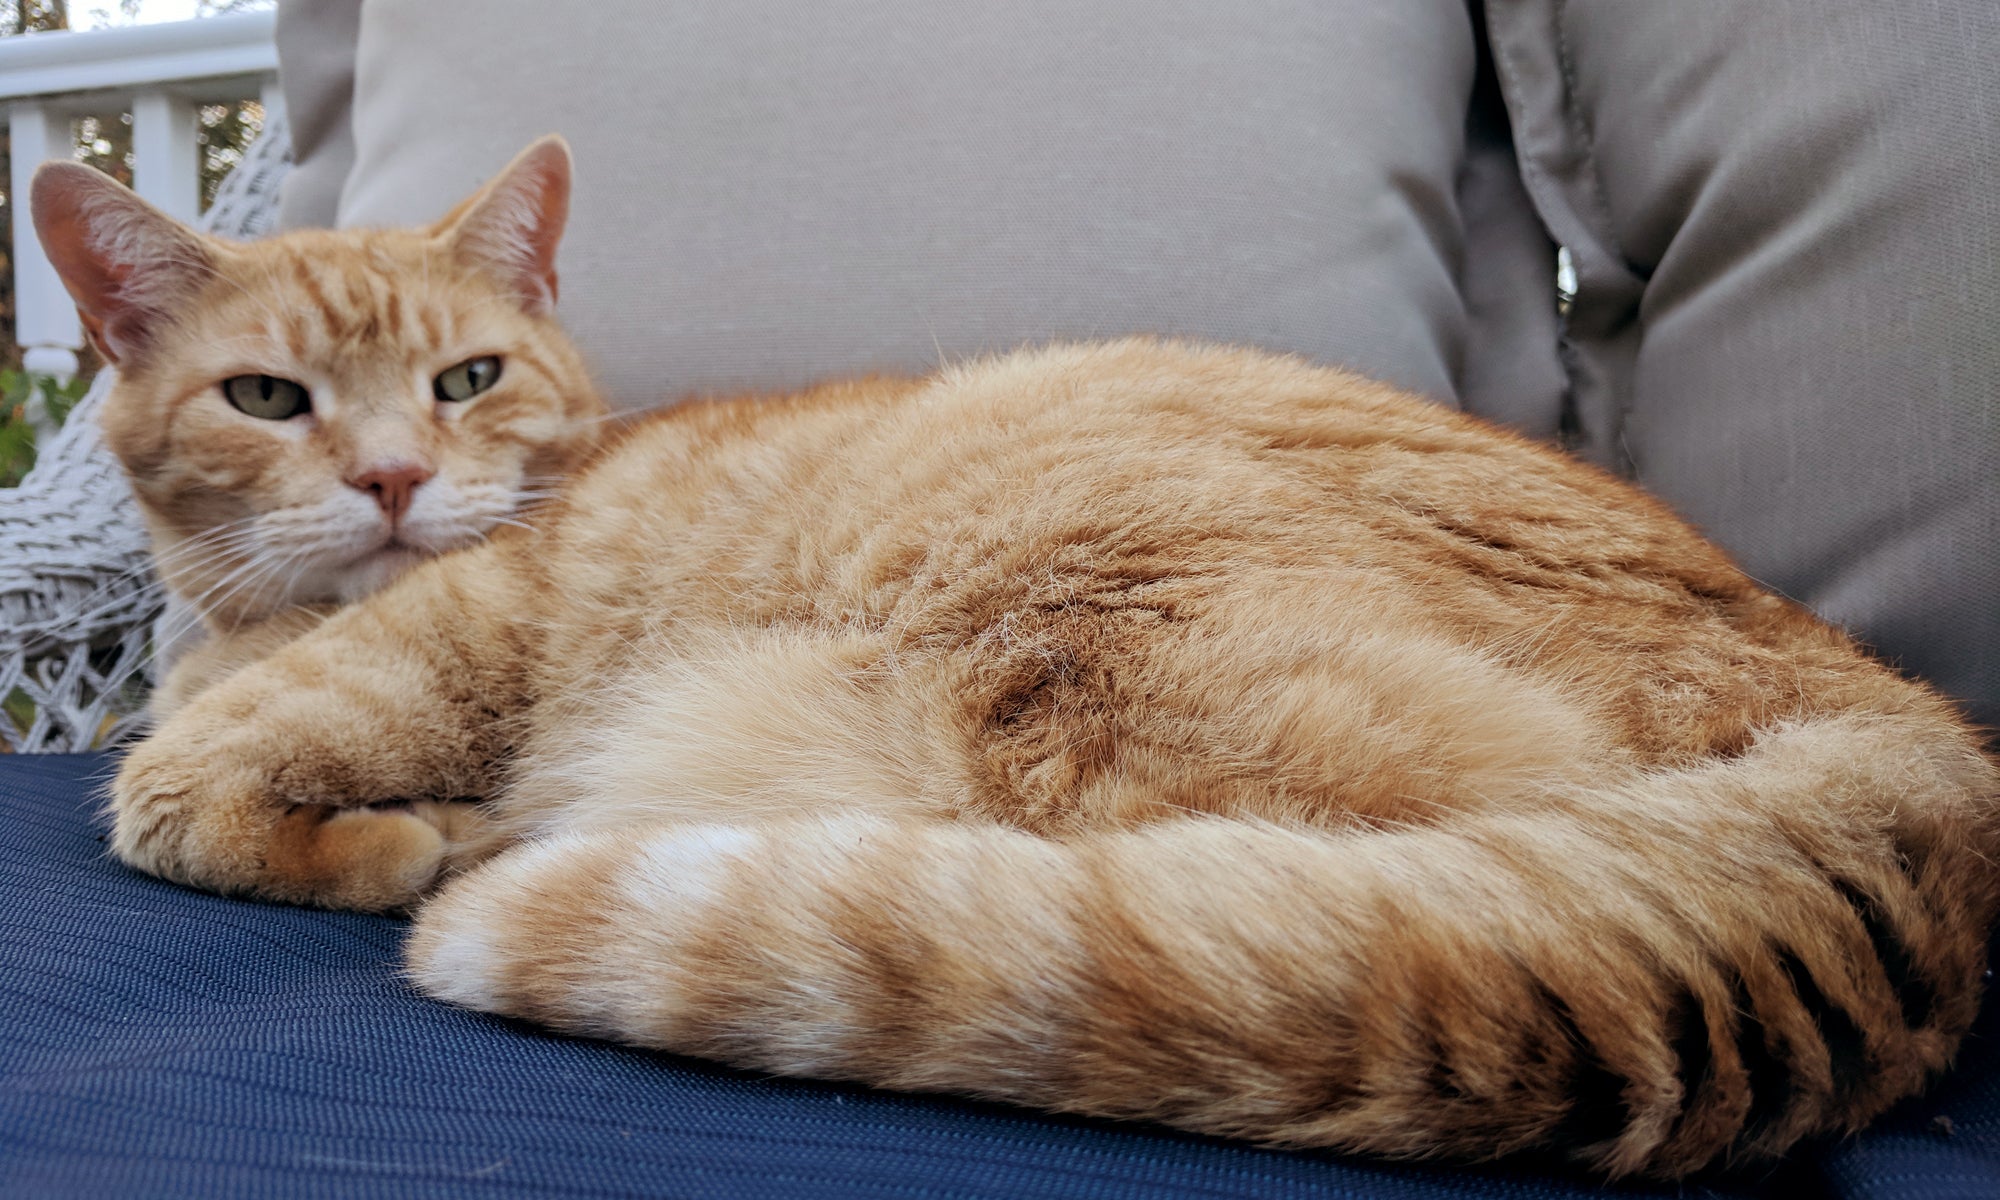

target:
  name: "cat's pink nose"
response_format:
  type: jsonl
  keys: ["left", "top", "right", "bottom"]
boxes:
{"left": 346, "top": 461, "right": 435, "bottom": 523}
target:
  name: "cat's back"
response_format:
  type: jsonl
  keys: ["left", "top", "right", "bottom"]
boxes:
{"left": 523, "top": 339, "right": 1904, "bottom": 772}
{"left": 551, "top": 337, "right": 1675, "bottom": 580}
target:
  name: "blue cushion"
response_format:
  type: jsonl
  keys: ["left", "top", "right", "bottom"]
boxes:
{"left": 2, "top": 753, "right": 1992, "bottom": 1198}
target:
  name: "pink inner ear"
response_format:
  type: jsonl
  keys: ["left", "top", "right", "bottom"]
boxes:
{"left": 451, "top": 138, "right": 571, "bottom": 315}
{"left": 31, "top": 162, "right": 212, "bottom": 361}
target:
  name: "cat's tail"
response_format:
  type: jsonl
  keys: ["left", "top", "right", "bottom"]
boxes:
{"left": 407, "top": 710, "right": 1999, "bottom": 1178}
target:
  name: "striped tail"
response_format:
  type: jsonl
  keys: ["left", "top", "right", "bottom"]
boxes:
{"left": 406, "top": 711, "right": 1999, "bottom": 1178}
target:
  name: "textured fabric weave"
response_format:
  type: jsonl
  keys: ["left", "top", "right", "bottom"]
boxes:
{"left": 4, "top": 754, "right": 1996, "bottom": 1198}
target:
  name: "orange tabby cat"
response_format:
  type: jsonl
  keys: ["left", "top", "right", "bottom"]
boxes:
{"left": 31, "top": 139, "right": 606, "bottom": 715}
{"left": 67, "top": 138, "right": 2000, "bottom": 1179}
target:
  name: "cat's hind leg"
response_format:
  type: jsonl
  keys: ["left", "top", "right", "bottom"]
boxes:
{"left": 495, "top": 625, "right": 947, "bottom": 839}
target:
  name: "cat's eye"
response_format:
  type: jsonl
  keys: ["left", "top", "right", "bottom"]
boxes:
{"left": 434, "top": 356, "right": 502, "bottom": 403}
{"left": 222, "top": 374, "right": 311, "bottom": 421}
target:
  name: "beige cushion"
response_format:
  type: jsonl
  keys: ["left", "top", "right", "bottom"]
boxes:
{"left": 274, "top": 0, "right": 359, "bottom": 230}
{"left": 278, "top": 0, "right": 1562, "bottom": 428}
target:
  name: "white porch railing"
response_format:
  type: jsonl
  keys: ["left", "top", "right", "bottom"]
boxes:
{"left": 0, "top": 11, "right": 278, "bottom": 389}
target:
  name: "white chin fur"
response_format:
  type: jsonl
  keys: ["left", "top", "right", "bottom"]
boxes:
{"left": 336, "top": 546, "right": 430, "bottom": 602}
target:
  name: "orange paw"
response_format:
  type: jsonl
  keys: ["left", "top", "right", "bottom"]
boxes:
{"left": 260, "top": 805, "right": 450, "bottom": 912}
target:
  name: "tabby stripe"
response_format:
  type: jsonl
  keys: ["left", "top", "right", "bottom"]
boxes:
{"left": 1728, "top": 971, "right": 1793, "bottom": 1144}
{"left": 1541, "top": 986, "right": 1631, "bottom": 1148}
{"left": 510, "top": 347, "right": 562, "bottom": 392}
{"left": 1830, "top": 878, "right": 1938, "bottom": 1029}
{"left": 1421, "top": 1020, "right": 1472, "bottom": 1105}
{"left": 1662, "top": 984, "right": 1714, "bottom": 1132}
{"left": 291, "top": 258, "right": 335, "bottom": 334}
{"left": 1773, "top": 946, "right": 1868, "bottom": 1101}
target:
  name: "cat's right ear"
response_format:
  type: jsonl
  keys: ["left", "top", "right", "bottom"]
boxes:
{"left": 31, "top": 162, "right": 215, "bottom": 364}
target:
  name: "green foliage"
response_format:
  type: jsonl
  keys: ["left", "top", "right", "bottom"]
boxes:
{"left": 0, "top": 369, "right": 89, "bottom": 487}
{"left": 2, "top": 687, "right": 33, "bottom": 738}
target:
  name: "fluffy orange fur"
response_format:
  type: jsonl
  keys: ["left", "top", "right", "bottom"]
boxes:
{"left": 77, "top": 143, "right": 1999, "bottom": 1180}
{"left": 30, "top": 138, "right": 606, "bottom": 714}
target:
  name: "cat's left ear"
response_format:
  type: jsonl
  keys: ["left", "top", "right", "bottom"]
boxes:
{"left": 440, "top": 135, "right": 571, "bottom": 315}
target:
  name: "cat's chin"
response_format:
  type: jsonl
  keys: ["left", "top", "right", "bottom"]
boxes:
{"left": 336, "top": 545, "right": 432, "bottom": 604}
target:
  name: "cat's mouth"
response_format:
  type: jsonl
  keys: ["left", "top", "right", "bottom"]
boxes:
{"left": 327, "top": 516, "right": 499, "bottom": 605}
{"left": 335, "top": 542, "right": 433, "bottom": 603}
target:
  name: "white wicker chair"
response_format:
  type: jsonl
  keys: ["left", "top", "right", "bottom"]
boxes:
{"left": 0, "top": 116, "right": 292, "bottom": 753}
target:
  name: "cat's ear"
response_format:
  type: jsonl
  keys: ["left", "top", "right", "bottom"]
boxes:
{"left": 439, "top": 135, "right": 571, "bottom": 316}
{"left": 30, "top": 162, "right": 216, "bottom": 364}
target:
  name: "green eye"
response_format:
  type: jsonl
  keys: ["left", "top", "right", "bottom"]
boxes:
{"left": 434, "top": 355, "right": 502, "bottom": 402}
{"left": 222, "top": 374, "right": 311, "bottom": 420}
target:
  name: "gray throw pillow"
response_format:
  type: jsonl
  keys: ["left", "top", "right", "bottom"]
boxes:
{"left": 274, "top": 0, "right": 360, "bottom": 230}
{"left": 279, "top": 0, "right": 1562, "bottom": 431}
{"left": 1487, "top": 0, "right": 2000, "bottom": 727}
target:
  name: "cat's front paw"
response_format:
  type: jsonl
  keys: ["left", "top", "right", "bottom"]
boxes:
{"left": 265, "top": 804, "right": 451, "bottom": 911}
{"left": 112, "top": 738, "right": 472, "bottom": 912}
{"left": 406, "top": 825, "right": 759, "bottom": 1038}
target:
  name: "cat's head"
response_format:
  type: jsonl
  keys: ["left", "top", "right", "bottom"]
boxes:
{"left": 31, "top": 136, "right": 607, "bottom": 626}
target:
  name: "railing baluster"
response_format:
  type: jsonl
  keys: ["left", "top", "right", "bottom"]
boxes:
{"left": 9, "top": 98, "right": 82, "bottom": 403}
{"left": 131, "top": 88, "right": 200, "bottom": 224}
{"left": 0, "top": 12, "right": 278, "bottom": 396}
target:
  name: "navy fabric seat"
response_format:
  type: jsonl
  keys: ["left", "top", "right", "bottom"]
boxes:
{"left": 3, "top": 753, "right": 1995, "bottom": 1199}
